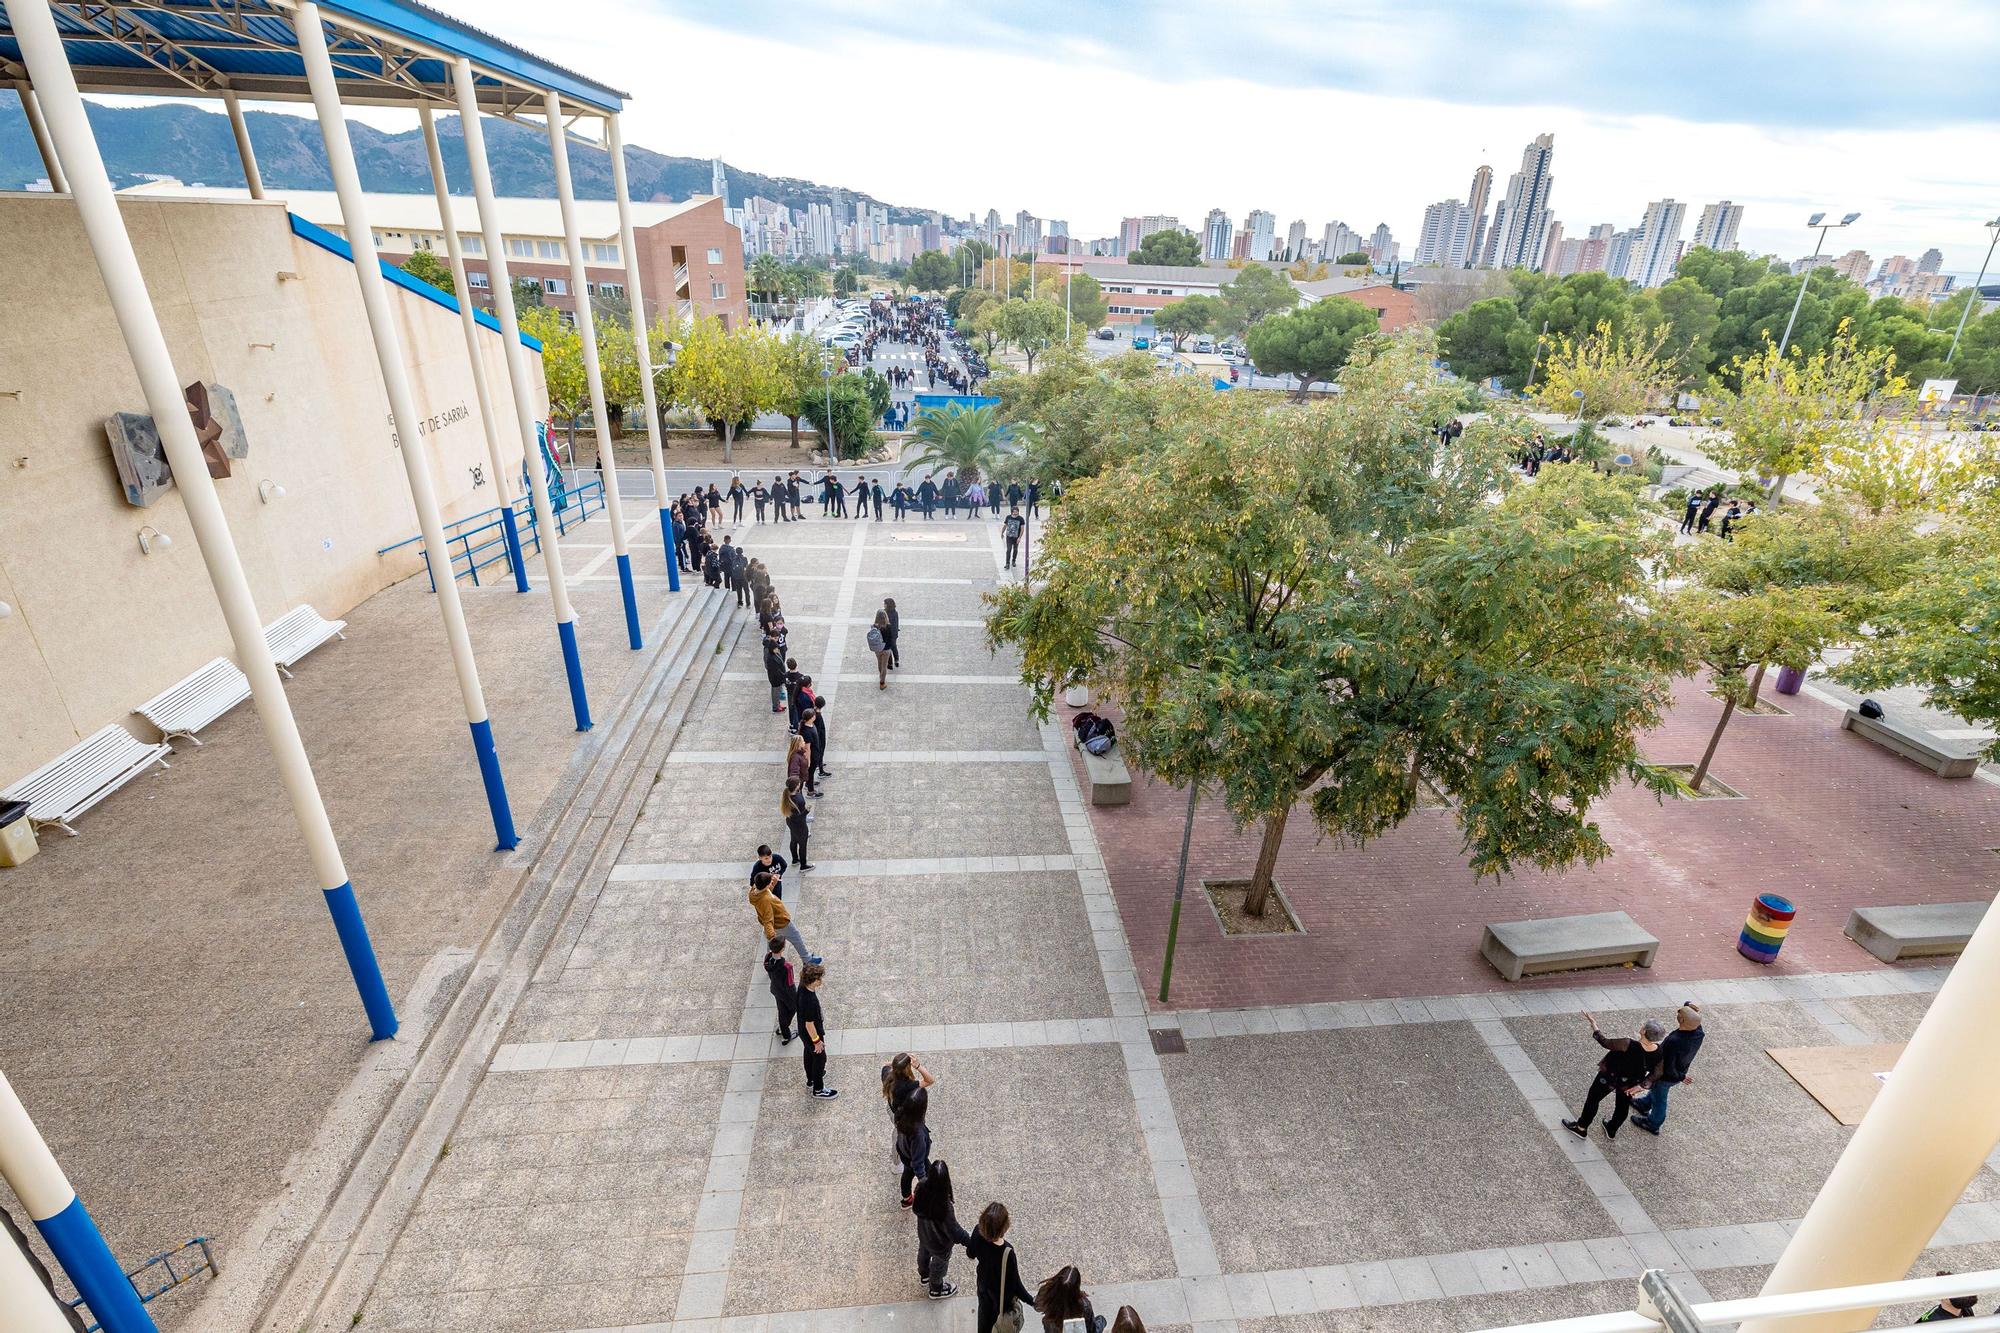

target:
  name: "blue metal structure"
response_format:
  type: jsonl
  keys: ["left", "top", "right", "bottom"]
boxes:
{"left": 376, "top": 475, "right": 606, "bottom": 590}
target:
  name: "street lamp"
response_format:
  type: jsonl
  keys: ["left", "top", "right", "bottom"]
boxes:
{"left": 1775, "top": 211, "right": 1860, "bottom": 360}
{"left": 821, "top": 353, "right": 838, "bottom": 464}
{"left": 1946, "top": 216, "right": 2000, "bottom": 368}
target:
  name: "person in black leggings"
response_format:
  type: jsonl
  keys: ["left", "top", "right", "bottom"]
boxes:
{"left": 783, "top": 778, "right": 813, "bottom": 870}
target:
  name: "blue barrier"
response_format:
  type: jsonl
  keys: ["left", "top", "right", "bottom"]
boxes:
{"left": 379, "top": 475, "right": 606, "bottom": 591}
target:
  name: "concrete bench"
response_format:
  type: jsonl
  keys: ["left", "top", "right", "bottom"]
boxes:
{"left": 1076, "top": 742, "right": 1132, "bottom": 807}
{"left": 1841, "top": 709, "right": 1978, "bottom": 778}
{"left": 264, "top": 604, "right": 347, "bottom": 677}
{"left": 1, "top": 724, "right": 172, "bottom": 837}
{"left": 133, "top": 656, "right": 251, "bottom": 746}
{"left": 1844, "top": 901, "right": 1989, "bottom": 962}
{"left": 1480, "top": 911, "right": 1660, "bottom": 982}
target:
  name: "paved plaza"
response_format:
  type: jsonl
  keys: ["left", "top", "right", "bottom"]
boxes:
{"left": 9, "top": 441, "right": 2000, "bottom": 1332}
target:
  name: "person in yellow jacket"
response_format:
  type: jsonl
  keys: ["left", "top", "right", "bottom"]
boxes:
{"left": 751, "top": 869, "right": 820, "bottom": 965}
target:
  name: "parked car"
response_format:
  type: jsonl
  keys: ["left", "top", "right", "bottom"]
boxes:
{"left": 1095, "top": 327, "right": 1116, "bottom": 340}
{"left": 1132, "top": 334, "right": 1151, "bottom": 350}
{"left": 1193, "top": 336, "right": 1216, "bottom": 353}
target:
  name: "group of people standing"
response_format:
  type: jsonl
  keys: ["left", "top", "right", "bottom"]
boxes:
{"left": 669, "top": 491, "right": 758, "bottom": 604}
{"left": 1561, "top": 1001, "right": 1707, "bottom": 1140}
{"left": 1679, "top": 487, "right": 1759, "bottom": 541}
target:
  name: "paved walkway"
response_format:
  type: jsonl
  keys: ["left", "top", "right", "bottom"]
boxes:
{"left": 303, "top": 510, "right": 2000, "bottom": 1333}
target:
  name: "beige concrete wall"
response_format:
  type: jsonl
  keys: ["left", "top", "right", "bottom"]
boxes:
{"left": 0, "top": 193, "right": 547, "bottom": 777}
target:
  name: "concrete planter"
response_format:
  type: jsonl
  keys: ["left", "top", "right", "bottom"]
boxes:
{"left": 1064, "top": 684, "right": 1090, "bottom": 708}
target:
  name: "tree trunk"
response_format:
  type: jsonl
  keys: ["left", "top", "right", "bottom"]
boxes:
{"left": 1292, "top": 376, "right": 1315, "bottom": 404}
{"left": 1690, "top": 694, "right": 1737, "bottom": 793}
{"left": 722, "top": 422, "right": 734, "bottom": 465}
{"left": 1767, "top": 471, "right": 1789, "bottom": 505}
{"left": 1244, "top": 806, "right": 1292, "bottom": 918}
{"left": 788, "top": 413, "right": 800, "bottom": 449}
{"left": 1747, "top": 662, "right": 1768, "bottom": 708}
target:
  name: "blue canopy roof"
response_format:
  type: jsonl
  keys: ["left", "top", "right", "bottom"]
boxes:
{"left": 0, "top": 0, "right": 626, "bottom": 116}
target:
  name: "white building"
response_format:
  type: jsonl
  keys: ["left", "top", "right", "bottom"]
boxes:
{"left": 1463, "top": 164, "right": 1493, "bottom": 269}
{"left": 1245, "top": 209, "right": 1278, "bottom": 261}
{"left": 1489, "top": 133, "right": 1555, "bottom": 271}
{"left": 1286, "top": 218, "right": 1308, "bottom": 260}
{"left": 1624, "top": 198, "right": 1688, "bottom": 288}
{"left": 1323, "top": 220, "right": 1363, "bottom": 262}
{"left": 1414, "top": 200, "right": 1467, "bottom": 267}
{"left": 1202, "top": 208, "right": 1233, "bottom": 261}
{"left": 1691, "top": 200, "right": 1744, "bottom": 252}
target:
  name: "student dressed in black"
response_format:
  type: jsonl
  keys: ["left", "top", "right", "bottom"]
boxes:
{"left": 1563, "top": 1012, "right": 1663, "bottom": 1140}
{"left": 764, "top": 940, "right": 797, "bottom": 1043}
{"left": 797, "top": 963, "right": 834, "bottom": 1097}
{"left": 913, "top": 1161, "right": 970, "bottom": 1299}
{"left": 967, "top": 1204, "right": 1036, "bottom": 1333}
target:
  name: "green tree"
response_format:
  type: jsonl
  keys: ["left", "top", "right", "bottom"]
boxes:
{"left": 987, "top": 333, "right": 1682, "bottom": 917}
{"left": 905, "top": 249, "right": 957, "bottom": 292}
{"left": 518, "top": 305, "right": 587, "bottom": 451}
{"left": 512, "top": 276, "right": 545, "bottom": 310}
{"left": 1532, "top": 321, "right": 1674, "bottom": 459}
{"left": 904, "top": 403, "right": 1007, "bottom": 481}
{"left": 1244, "top": 296, "right": 1380, "bottom": 400}
{"left": 991, "top": 299, "right": 1066, "bottom": 372}
{"left": 748, "top": 253, "right": 786, "bottom": 305}
{"left": 832, "top": 267, "right": 860, "bottom": 297}
{"left": 400, "top": 248, "right": 455, "bottom": 294}
{"left": 662, "top": 316, "right": 778, "bottom": 464}
{"left": 1061, "top": 271, "right": 1109, "bottom": 331}
{"left": 1706, "top": 322, "right": 1907, "bottom": 503}
{"left": 1631, "top": 276, "right": 1721, "bottom": 385}
{"left": 991, "top": 345, "right": 1209, "bottom": 482}
{"left": 1438, "top": 296, "right": 1529, "bottom": 387}
{"left": 1335, "top": 250, "right": 1371, "bottom": 265}
{"left": 800, "top": 370, "right": 878, "bottom": 459}
{"left": 1218, "top": 264, "right": 1299, "bottom": 336}
{"left": 1130, "top": 229, "right": 1202, "bottom": 267}
{"left": 769, "top": 333, "right": 830, "bottom": 450}
{"left": 1156, "top": 295, "right": 1224, "bottom": 350}
{"left": 1521, "top": 271, "right": 1634, "bottom": 348}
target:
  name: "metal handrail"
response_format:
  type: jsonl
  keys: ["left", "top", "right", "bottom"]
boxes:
{"left": 1479, "top": 1266, "right": 2000, "bottom": 1333}
{"left": 67, "top": 1236, "right": 217, "bottom": 1332}
{"left": 376, "top": 473, "right": 606, "bottom": 591}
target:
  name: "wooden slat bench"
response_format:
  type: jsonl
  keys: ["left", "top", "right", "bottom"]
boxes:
{"left": 1841, "top": 709, "right": 1979, "bottom": 778}
{"left": 133, "top": 656, "right": 251, "bottom": 746}
{"left": 1844, "top": 901, "right": 1989, "bottom": 963}
{"left": 1076, "top": 742, "right": 1132, "bottom": 807}
{"left": 1, "top": 724, "right": 172, "bottom": 836}
{"left": 263, "top": 605, "right": 347, "bottom": 677}
{"left": 1480, "top": 911, "right": 1660, "bottom": 982}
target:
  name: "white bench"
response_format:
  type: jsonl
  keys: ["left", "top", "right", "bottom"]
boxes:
{"left": 1841, "top": 709, "right": 1979, "bottom": 778}
{"left": 264, "top": 605, "right": 347, "bottom": 677}
{"left": 1480, "top": 911, "right": 1660, "bottom": 982}
{"left": 1844, "top": 902, "right": 1989, "bottom": 962}
{"left": 1, "top": 724, "right": 172, "bottom": 836}
{"left": 1076, "top": 741, "right": 1132, "bottom": 807}
{"left": 133, "top": 656, "right": 251, "bottom": 747}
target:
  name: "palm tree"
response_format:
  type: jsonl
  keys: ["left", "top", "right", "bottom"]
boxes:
{"left": 748, "top": 253, "right": 786, "bottom": 306}
{"left": 902, "top": 403, "right": 1008, "bottom": 482}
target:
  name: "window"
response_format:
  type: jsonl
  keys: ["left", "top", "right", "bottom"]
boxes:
{"left": 588, "top": 242, "right": 620, "bottom": 264}
{"left": 461, "top": 234, "right": 483, "bottom": 255}
{"left": 371, "top": 231, "right": 385, "bottom": 248}
{"left": 707, "top": 247, "right": 723, "bottom": 264}
{"left": 467, "top": 271, "right": 490, "bottom": 288}
{"left": 536, "top": 240, "right": 563, "bottom": 260}
{"left": 543, "top": 277, "right": 568, "bottom": 295}
{"left": 415, "top": 235, "right": 433, "bottom": 252}
{"left": 710, "top": 280, "right": 726, "bottom": 300}
{"left": 507, "top": 239, "right": 535, "bottom": 258}
{"left": 596, "top": 281, "right": 625, "bottom": 299}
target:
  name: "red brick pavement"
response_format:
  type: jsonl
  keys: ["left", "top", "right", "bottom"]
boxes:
{"left": 1075, "top": 679, "right": 2000, "bottom": 1010}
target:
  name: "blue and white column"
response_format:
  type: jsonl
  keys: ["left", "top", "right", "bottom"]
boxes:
{"left": 15, "top": 0, "right": 396, "bottom": 1039}
{"left": 606, "top": 112, "right": 679, "bottom": 592}
{"left": 418, "top": 104, "right": 525, "bottom": 592}
{"left": 297, "top": 5, "right": 517, "bottom": 850}
{"left": 454, "top": 57, "right": 592, "bottom": 730}
{"left": 0, "top": 1075, "right": 154, "bottom": 1333}
{"left": 545, "top": 92, "right": 641, "bottom": 649}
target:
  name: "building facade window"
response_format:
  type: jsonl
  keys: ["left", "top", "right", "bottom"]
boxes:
{"left": 707, "top": 247, "right": 723, "bottom": 264}
{"left": 710, "top": 280, "right": 726, "bottom": 300}
{"left": 467, "top": 271, "right": 490, "bottom": 288}
{"left": 461, "top": 234, "right": 483, "bottom": 255}
{"left": 587, "top": 242, "right": 620, "bottom": 264}
{"left": 544, "top": 277, "right": 568, "bottom": 295}
{"left": 597, "top": 282, "right": 625, "bottom": 299}
{"left": 536, "top": 240, "right": 563, "bottom": 260}
{"left": 508, "top": 239, "right": 535, "bottom": 258}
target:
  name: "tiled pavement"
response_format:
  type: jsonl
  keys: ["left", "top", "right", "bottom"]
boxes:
{"left": 352, "top": 514, "right": 1998, "bottom": 1333}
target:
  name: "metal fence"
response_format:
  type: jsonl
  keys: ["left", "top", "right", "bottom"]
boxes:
{"left": 378, "top": 471, "right": 606, "bottom": 591}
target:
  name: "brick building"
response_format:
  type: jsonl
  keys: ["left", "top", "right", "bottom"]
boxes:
{"left": 122, "top": 181, "right": 747, "bottom": 330}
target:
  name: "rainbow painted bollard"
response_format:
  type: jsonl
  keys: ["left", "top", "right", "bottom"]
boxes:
{"left": 1739, "top": 893, "right": 1797, "bottom": 964}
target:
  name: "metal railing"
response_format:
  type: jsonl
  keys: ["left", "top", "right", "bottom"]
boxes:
{"left": 1483, "top": 1266, "right": 2000, "bottom": 1333}
{"left": 68, "top": 1237, "right": 217, "bottom": 1332}
{"left": 377, "top": 471, "right": 606, "bottom": 591}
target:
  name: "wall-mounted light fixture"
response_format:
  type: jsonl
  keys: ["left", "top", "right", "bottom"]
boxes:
{"left": 276, "top": 271, "right": 303, "bottom": 282}
{"left": 249, "top": 341, "right": 277, "bottom": 352}
{"left": 137, "top": 526, "right": 173, "bottom": 555}
{"left": 258, "top": 479, "right": 286, "bottom": 504}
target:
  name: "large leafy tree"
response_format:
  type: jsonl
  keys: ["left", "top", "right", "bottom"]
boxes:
{"left": 400, "top": 248, "right": 455, "bottom": 294}
{"left": 1532, "top": 321, "right": 1674, "bottom": 459}
{"left": 991, "top": 346, "right": 1209, "bottom": 481}
{"left": 1060, "top": 271, "right": 1109, "bottom": 331}
{"left": 1438, "top": 296, "right": 1529, "bottom": 387}
{"left": 1130, "top": 229, "right": 1202, "bottom": 267}
{"left": 990, "top": 299, "right": 1067, "bottom": 371}
{"left": 1705, "top": 321, "right": 1907, "bottom": 503}
{"left": 518, "top": 304, "right": 587, "bottom": 452}
{"left": 905, "top": 249, "right": 957, "bottom": 292}
{"left": 662, "top": 315, "right": 779, "bottom": 463}
{"left": 904, "top": 403, "right": 1008, "bottom": 481}
{"left": 769, "top": 333, "right": 831, "bottom": 450}
{"left": 1245, "top": 296, "right": 1380, "bottom": 400}
{"left": 1631, "top": 276, "right": 1722, "bottom": 386}
{"left": 1218, "top": 264, "right": 1299, "bottom": 336}
{"left": 800, "top": 369, "right": 883, "bottom": 459}
{"left": 988, "top": 332, "right": 1685, "bottom": 917}
{"left": 1156, "top": 295, "right": 1224, "bottom": 350}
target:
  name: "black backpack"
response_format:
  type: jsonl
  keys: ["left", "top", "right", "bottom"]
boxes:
{"left": 1072, "top": 711, "right": 1117, "bottom": 755}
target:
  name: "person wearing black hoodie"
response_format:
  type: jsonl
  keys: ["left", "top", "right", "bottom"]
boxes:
{"left": 913, "top": 1160, "right": 969, "bottom": 1299}
{"left": 967, "top": 1203, "right": 1037, "bottom": 1333}
{"left": 894, "top": 1086, "right": 933, "bottom": 1206}
{"left": 1563, "top": 1012, "right": 1664, "bottom": 1141}
{"left": 763, "top": 635, "right": 789, "bottom": 713}
{"left": 763, "top": 939, "right": 797, "bottom": 1044}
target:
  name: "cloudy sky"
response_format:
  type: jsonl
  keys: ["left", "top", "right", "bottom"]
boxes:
{"left": 153, "top": 1, "right": 2000, "bottom": 272}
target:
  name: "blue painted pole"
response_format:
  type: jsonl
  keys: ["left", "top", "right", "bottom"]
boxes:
{"left": 558, "top": 619, "right": 593, "bottom": 731}
{"left": 659, "top": 507, "right": 682, "bottom": 592}
{"left": 616, "top": 552, "right": 643, "bottom": 649}
{"left": 469, "top": 718, "right": 518, "bottom": 850}
{"left": 500, "top": 504, "right": 529, "bottom": 592}
{"left": 0, "top": 1073, "right": 158, "bottom": 1333}
{"left": 321, "top": 883, "right": 399, "bottom": 1040}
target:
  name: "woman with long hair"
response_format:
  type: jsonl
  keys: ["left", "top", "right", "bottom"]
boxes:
{"left": 893, "top": 1085, "right": 932, "bottom": 1207}
{"left": 967, "top": 1203, "right": 1036, "bottom": 1333}
{"left": 1034, "top": 1265, "right": 1103, "bottom": 1332}
{"left": 1108, "top": 1307, "right": 1146, "bottom": 1332}
{"left": 782, "top": 777, "right": 813, "bottom": 870}
{"left": 912, "top": 1160, "right": 968, "bottom": 1300}
{"left": 786, "top": 734, "right": 812, "bottom": 797}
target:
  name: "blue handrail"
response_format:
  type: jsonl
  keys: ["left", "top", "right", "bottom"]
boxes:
{"left": 378, "top": 472, "right": 607, "bottom": 591}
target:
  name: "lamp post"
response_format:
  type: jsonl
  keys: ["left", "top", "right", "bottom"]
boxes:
{"left": 1157, "top": 779, "right": 1200, "bottom": 1002}
{"left": 1775, "top": 211, "right": 1860, "bottom": 360}
{"left": 1523, "top": 318, "right": 1550, "bottom": 392}
{"left": 822, "top": 352, "right": 838, "bottom": 464}
{"left": 1946, "top": 217, "right": 2000, "bottom": 368}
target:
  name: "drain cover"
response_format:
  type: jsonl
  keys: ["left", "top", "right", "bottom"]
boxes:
{"left": 1148, "top": 1028, "right": 1188, "bottom": 1055}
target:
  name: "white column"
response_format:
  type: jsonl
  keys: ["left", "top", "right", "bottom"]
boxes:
{"left": 452, "top": 57, "right": 590, "bottom": 728}
{"left": 1744, "top": 910, "right": 2000, "bottom": 1331}
{"left": 0, "top": 1226, "right": 73, "bottom": 1333}
{"left": 544, "top": 90, "right": 641, "bottom": 649}
{"left": 417, "top": 106, "right": 510, "bottom": 509}
{"left": 12, "top": 0, "right": 395, "bottom": 1038}
{"left": 14, "top": 83, "right": 67, "bottom": 193}
{"left": 295, "top": 3, "right": 519, "bottom": 844}
{"left": 221, "top": 88, "right": 262, "bottom": 199}
{"left": 606, "top": 112, "right": 677, "bottom": 582}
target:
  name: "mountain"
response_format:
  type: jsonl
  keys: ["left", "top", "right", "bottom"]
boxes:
{"left": 0, "top": 98, "right": 936, "bottom": 224}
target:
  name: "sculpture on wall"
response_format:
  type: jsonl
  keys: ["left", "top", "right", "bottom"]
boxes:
{"left": 105, "top": 381, "right": 249, "bottom": 507}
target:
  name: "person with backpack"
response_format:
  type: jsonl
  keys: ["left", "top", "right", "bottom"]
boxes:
{"left": 912, "top": 1160, "right": 970, "bottom": 1300}
{"left": 883, "top": 598, "right": 901, "bottom": 668}
{"left": 869, "top": 611, "right": 894, "bottom": 689}
{"left": 1003, "top": 506, "right": 1026, "bottom": 569}
{"left": 763, "top": 938, "right": 797, "bottom": 1044}
{"left": 967, "top": 1203, "right": 1037, "bottom": 1333}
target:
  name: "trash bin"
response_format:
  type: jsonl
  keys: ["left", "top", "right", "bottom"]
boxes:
{"left": 1774, "top": 665, "right": 1805, "bottom": 696}
{"left": 1738, "top": 892, "right": 1796, "bottom": 964}
{"left": 0, "top": 799, "right": 36, "bottom": 868}
{"left": 1063, "top": 684, "right": 1091, "bottom": 708}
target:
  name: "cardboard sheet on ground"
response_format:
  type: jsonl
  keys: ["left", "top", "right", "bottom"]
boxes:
{"left": 1768, "top": 1043, "right": 1906, "bottom": 1126}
